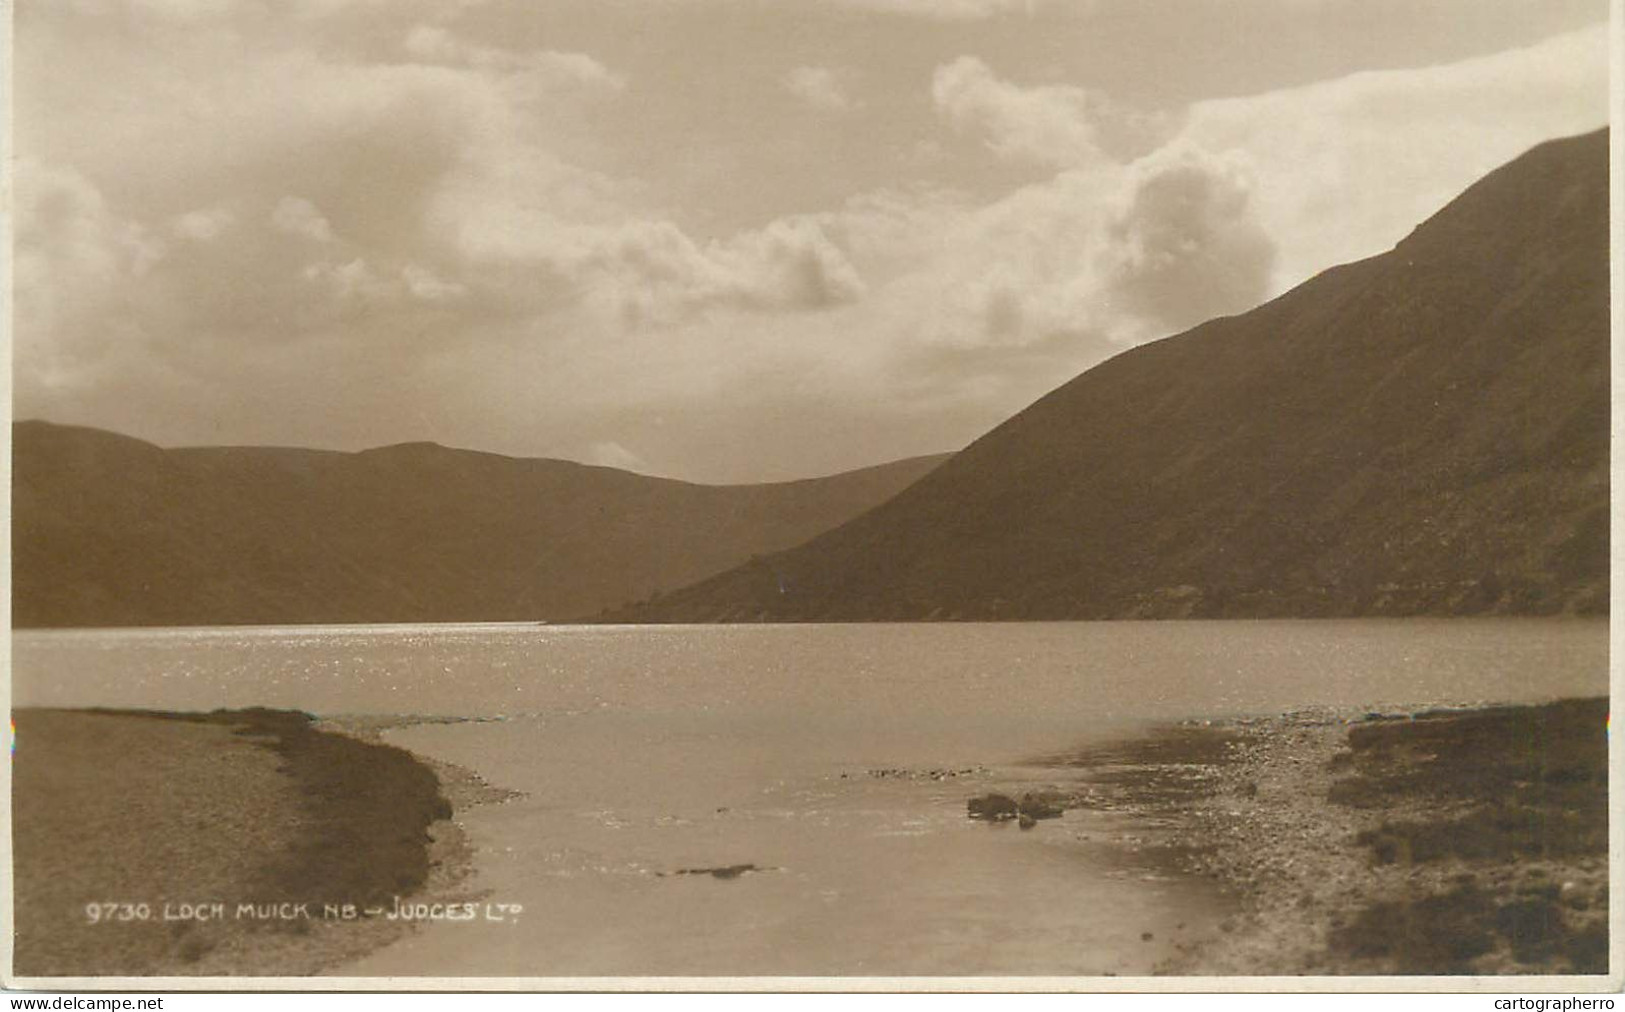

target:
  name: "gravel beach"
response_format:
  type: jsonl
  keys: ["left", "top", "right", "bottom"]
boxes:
{"left": 10, "top": 708, "right": 499, "bottom": 978}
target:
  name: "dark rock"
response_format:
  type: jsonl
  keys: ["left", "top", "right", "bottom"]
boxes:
{"left": 705, "top": 864, "right": 757, "bottom": 880}
{"left": 664, "top": 863, "right": 764, "bottom": 880}
{"left": 967, "top": 793, "right": 1019, "bottom": 821}
{"left": 1018, "top": 792, "right": 1066, "bottom": 820}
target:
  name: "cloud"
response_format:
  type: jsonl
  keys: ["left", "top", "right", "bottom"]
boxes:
{"left": 901, "top": 60, "right": 1280, "bottom": 363}
{"left": 402, "top": 24, "right": 625, "bottom": 94}
{"left": 17, "top": 3, "right": 639, "bottom": 345}
{"left": 299, "top": 256, "right": 467, "bottom": 307}
{"left": 401, "top": 264, "right": 468, "bottom": 302}
{"left": 1103, "top": 146, "right": 1276, "bottom": 333}
{"left": 856, "top": 26, "right": 1602, "bottom": 410}
{"left": 270, "top": 196, "right": 336, "bottom": 242}
{"left": 910, "top": 24, "right": 1608, "bottom": 360}
{"left": 172, "top": 206, "right": 237, "bottom": 241}
{"left": 12, "top": 4, "right": 868, "bottom": 441}
{"left": 561, "top": 215, "right": 869, "bottom": 326}
{"left": 932, "top": 56, "right": 1105, "bottom": 166}
{"left": 13, "top": 162, "right": 164, "bottom": 393}
{"left": 868, "top": 151, "right": 1274, "bottom": 363}
{"left": 1177, "top": 23, "right": 1611, "bottom": 290}
{"left": 783, "top": 65, "right": 855, "bottom": 112}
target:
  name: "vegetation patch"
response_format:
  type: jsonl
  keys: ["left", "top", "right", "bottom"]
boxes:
{"left": 1325, "top": 698, "right": 1608, "bottom": 974}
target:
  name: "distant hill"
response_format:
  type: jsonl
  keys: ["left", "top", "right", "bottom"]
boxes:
{"left": 612, "top": 129, "right": 1609, "bottom": 622}
{"left": 11, "top": 423, "right": 947, "bottom": 627}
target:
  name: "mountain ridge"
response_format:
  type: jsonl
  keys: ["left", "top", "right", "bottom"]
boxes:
{"left": 11, "top": 420, "right": 950, "bottom": 627}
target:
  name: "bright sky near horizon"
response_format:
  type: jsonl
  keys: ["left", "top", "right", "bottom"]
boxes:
{"left": 13, "top": 0, "right": 1611, "bottom": 483}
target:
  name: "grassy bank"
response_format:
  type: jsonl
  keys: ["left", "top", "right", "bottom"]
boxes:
{"left": 1133, "top": 697, "right": 1611, "bottom": 976}
{"left": 11, "top": 708, "right": 472, "bottom": 977}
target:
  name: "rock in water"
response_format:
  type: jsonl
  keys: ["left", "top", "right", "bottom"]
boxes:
{"left": 967, "top": 793, "right": 1020, "bottom": 821}
{"left": 1019, "top": 792, "right": 1066, "bottom": 820}
{"left": 663, "top": 863, "right": 764, "bottom": 880}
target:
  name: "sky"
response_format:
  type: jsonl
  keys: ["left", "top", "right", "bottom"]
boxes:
{"left": 11, "top": 0, "right": 1612, "bottom": 483}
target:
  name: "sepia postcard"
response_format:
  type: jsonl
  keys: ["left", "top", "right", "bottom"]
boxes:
{"left": 2, "top": 0, "right": 1619, "bottom": 995}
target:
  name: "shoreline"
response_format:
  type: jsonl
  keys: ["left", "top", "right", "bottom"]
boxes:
{"left": 1116, "top": 697, "right": 1610, "bottom": 976}
{"left": 11, "top": 695, "right": 1609, "bottom": 980}
{"left": 10, "top": 707, "right": 508, "bottom": 978}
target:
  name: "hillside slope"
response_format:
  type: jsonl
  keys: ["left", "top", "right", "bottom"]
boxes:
{"left": 615, "top": 129, "right": 1609, "bottom": 622}
{"left": 11, "top": 423, "right": 947, "bottom": 627}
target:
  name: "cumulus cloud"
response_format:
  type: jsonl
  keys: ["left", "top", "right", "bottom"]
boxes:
{"left": 882, "top": 157, "right": 1273, "bottom": 358}
{"left": 556, "top": 215, "right": 868, "bottom": 326}
{"left": 17, "top": 3, "right": 641, "bottom": 359}
{"left": 783, "top": 66, "right": 855, "bottom": 112}
{"left": 901, "top": 59, "right": 1281, "bottom": 363}
{"left": 907, "top": 25, "right": 1607, "bottom": 367}
{"left": 13, "top": 162, "right": 164, "bottom": 392}
{"left": 932, "top": 56, "right": 1106, "bottom": 166}
{"left": 1103, "top": 147, "right": 1276, "bottom": 333}
{"left": 13, "top": 0, "right": 868, "bottom": 437}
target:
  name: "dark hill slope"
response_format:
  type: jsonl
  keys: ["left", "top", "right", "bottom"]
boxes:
{"left": 11, "top": 422, "right": 947, "bottom": 627}
{"left": 616, "top": 129, "right": 1609, "bottom": 622}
